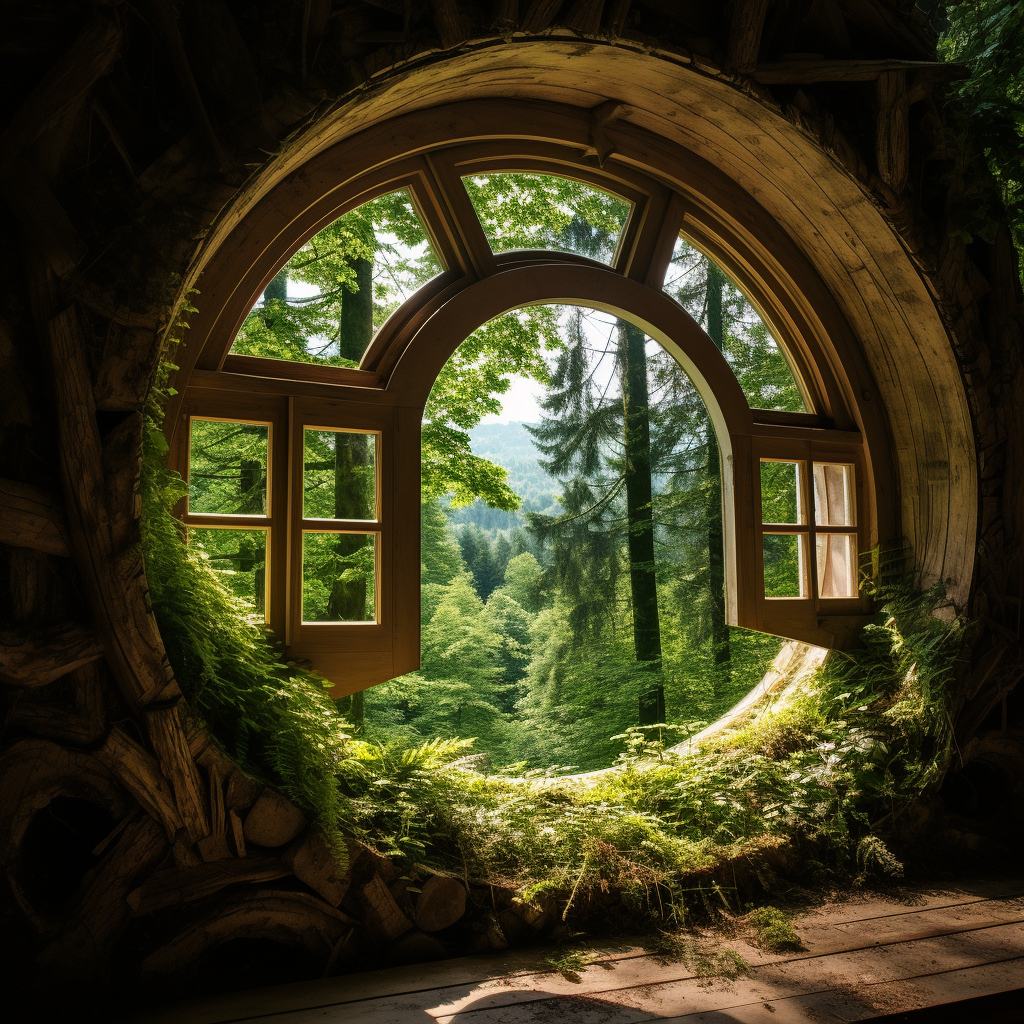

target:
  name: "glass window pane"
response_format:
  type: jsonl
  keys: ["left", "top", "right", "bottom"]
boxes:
{"left": 763, "top": 533, "right": 807, "bottom": 599}
{"left": 814, "top": 462, "right": 855, "bottom": 527}
{"left": 304, "top": 429, "right": 377, "bottom": 521}
{"left": 302, "top": 532, "right": 376, "bottom": 622}
{"left": 230, "top": 188, "right": 441, "bottom": 368}
{"left": 760, "top": 460, "right": 804, "bottom": 524}
{"left": 189, "top": 420, "right": 268, "bottom": 515}
{"left": 189, "top": 527, "right": 267, "bottom": 619}
{"left": 663, "top": 237, "right": 807, "bottom": 412}
{"left": 461, "top": 173, "right": 630, "bottom": 264}
{"left": 817, "top": 534, "right": 858, "bottom": 598}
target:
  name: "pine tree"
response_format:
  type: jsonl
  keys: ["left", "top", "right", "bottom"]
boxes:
{"left": 529, "top": 309, "right": 678, "bottom": 724}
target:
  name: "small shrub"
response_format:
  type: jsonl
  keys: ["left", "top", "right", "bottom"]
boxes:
{"left": 747, "top": 907, "right": 804, "bottom": 952}
{"left": 856, "top": 835, "right": 904, "bottom": 880}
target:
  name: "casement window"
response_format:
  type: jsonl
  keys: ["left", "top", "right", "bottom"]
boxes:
{"left": 168, "top": 105, "right": 891, "bottom": 695}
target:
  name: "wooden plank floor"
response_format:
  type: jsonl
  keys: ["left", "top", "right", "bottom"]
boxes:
{"left": 135, "top": 878, "right": 1024, "bottom": 1024}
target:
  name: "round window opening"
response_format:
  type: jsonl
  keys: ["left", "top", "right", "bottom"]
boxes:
{"left": 169, "top": 106, "right": 890, "bottom": 772}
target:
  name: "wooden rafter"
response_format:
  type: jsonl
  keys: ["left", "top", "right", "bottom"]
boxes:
{"left": 752, "top": 58, "right": 968, "bottom": 84}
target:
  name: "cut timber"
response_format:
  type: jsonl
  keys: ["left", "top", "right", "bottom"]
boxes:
{"left": 225, "top": 771, "right": 262, "bottom": 812}
{"left": 0, "top": 738, "right": 130, "bottom": 889}
{"left": 228, "top": 809, "right": 246, "bottom": 857}
{"left": 140, "top": 890, "right": 355, "bottom": 980}
{"left": 197, "top": 763, "right": 232, "bottom": 862}
{"left": 727, "top": 0, "right": 770, "bottom": 73}
{"left": 144, "top": 0, "right": 228, "bottom": 170}
{"left": 35, "top": 282, "right": 209, "bottom": 842}
{"left": 243, "top": 789, "right": 307, "bottom": 848}
{"left": 100, "top": 411, "right": 144, "bottom": 552}
{"left": 0, "top": 621, "right": 102, "bottom": 686}
{"left": 521, "top": 0, "right": 563, "bottom": 33}
{"left": 6, "top": 701, "right": 105, "bottom": 746}
{"left": 34, "top": 814, "right": 167, "bottom": 983}
{"left": 0, "top": 154, "right": 87, "bottom": 277}
{"left": 38, "top": 291, "right": 180, "bottom": 709}
{"left": 432, "top": 0, "right": 470, "bottom": 48}
{"left": 358, "top": 873, "right": 414, "bottom": 942}
{"left": 95, "top": 727, "right": 183, "bottom": 842}
{"left": 348, "top": 839, "right": 403, "bottom": 884}
{"left": 606, "top": 0, "right": 631, "bottom": 37}
{"left": 877, "top": 70, "right": 910, "bottom": 194}
{"left": 0, "top": 479, "right": 70, "bottom": 556}
{"left": 127, "top": 855, "right": 292, "bottom": 915}
{"left": 508, "top": 896, "right": 548, "bottom": 929}
{"left": 147, "top": 706, "right": 210, "bottom": 845}
{"left": 414, "top": 874, "right": 467, "bottom": 932}
{"left": 285, "top": 830, "right": 350, "bottom": 906}
{"left": 752, "top": 58, "right": 969, "bottom": 84}
{"left": 93, "top": 322, "right": 160, "bottom": 412}
{"left": 564, "top": 0, "right": 605, "bottom": 36}
{"left": 491, "top": 0, "right": 519, "bottom": 31}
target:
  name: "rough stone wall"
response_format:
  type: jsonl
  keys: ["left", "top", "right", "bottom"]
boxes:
{"left": 0, "top": 1, "right": 1021, "bottom": 1014}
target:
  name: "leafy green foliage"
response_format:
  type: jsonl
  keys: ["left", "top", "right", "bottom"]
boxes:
{"left": 463, "top": 173, "right": 630, "bottom": 261}
{"left": 231, "top": 188, "right": 438, "bottom": 366}
{"left": 150, "top": 173, "right": 969, "bottom": 937}
{"left": 422, "top": 308, "right": 561, "bottom": 511}
{"left": 746, "top": 907, "right": 804, "bottom": 952}
{"left": 142, "top": 389, "right": 352, "bottom": 863}
{"left": 345, "top": 570, "right": 967, "bottom": 926}
{"left": 663, "top": 240, "right": 806, "bottom": 412}
{"left": 939, "top": 2, "right": 1024, "bottom": 267}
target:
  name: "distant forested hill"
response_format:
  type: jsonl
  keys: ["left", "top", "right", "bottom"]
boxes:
{"left": 449, "top": 421, "right": 561, "bottom": 532}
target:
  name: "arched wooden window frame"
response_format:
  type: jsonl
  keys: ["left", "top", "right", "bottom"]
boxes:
{"left": 167, "top": 101, "right": 894, "bottom": 696}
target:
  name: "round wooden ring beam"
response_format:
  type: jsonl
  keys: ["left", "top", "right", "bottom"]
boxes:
{"left": 174, "top": 45, "right": 973, "bottom": 605}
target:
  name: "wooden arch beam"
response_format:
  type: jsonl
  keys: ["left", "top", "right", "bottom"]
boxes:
{"left": 172, "top": 42, "right": 974, "bottom": 605}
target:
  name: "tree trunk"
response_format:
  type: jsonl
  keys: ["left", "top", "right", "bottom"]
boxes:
{"left": 328, "top": 257, "right": 373, "bottom": 733}
{"left": 617, "top": 320, "right": 664, "bottom": 726}
{"left": 705, "top": 263, "right": 731, "bottom": 694}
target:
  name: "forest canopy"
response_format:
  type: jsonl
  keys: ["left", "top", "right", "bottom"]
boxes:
{"left": 188, "top": 173, "right": 810, "bottom": 770}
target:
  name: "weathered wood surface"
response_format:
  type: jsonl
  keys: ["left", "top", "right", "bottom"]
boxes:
{"left": 752, "top": 58, "right": 969, "bottom": 84}
{"left": 0, "top": 0, "right": 1021, "bottom": 1012}
{"left": 0, "top": 620, "right": 103, "bottom": 686}
{"left": 34, "top": 814, "right": 168, "bottom": 982}
{"left": 0, "top": 479, "right": 70, "bottom": 556}
{"left": 490, "top": 0, "right": 519, "bottom": 32}
{"left": 414, "top": 873, "right": 468, "bottom": 933}
{"left": 128, "top": 855, "right": 292, "bottom": 915}
{"left": 0, "top": 11, "right": 122, "bottom": 161}
{"left": 140, "top": 890, "right": 357, "bottom": 981}
{"left": 34, "top": 279, "right": 210, "bottom": 843}
{"left": 521, "top": 0, "right": 563, "bottom": 34}
{"left": 129, "top": 882, "right": 1024, "bottom": 1023}
{"left": 0, "top": 738, "right": 130, "bottom": 870}
{"left": 876, "top": 70, "right": 910, "bottom": 194}
{"left": 727, "top": 0, "right": 770, "bottom": 73}
{"left": 564, "top": 0, "right": 606, "bottom": 36}
{"left": 243, "top": 789, "right": 307, "bottom": 848}
{"left": 357, "top": 871, "right": 414, "bottom": 942}
{"left": 95, "top": 727, "right": 184, "bottom": 841}
{"left": 284, "top": 830, "right": 350, "bottom": 906}
{"left": 38, "top": 291, "right": 181, "bottom": 711}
